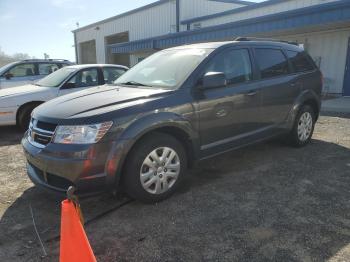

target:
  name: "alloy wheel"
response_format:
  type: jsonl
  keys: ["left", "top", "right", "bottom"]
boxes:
{"left": 297, "top": 112, "right": 313, "bottom": 142}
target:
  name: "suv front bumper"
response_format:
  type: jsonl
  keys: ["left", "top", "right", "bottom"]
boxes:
{"left": 22, "top": 132, "right": 123, "bottom": 195}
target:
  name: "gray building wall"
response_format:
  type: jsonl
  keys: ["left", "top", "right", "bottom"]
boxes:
{"left": 73, "top": 0, "right": 350, "bottom": 95}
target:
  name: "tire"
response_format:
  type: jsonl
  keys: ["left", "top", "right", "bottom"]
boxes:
{"left": 18, "top": 104, "right": 38, "bottom": 131}
{"left": 122, "top": 132, "right": 187, "bottom": 203}
{"left": 289, "top": 104, "right": 315, "bottom": 147}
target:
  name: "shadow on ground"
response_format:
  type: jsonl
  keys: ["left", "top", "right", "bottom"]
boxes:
{"left": 321, "top": 111, "right": 350, "bottom": 119}
{"left": 0, "top": 126, "right": 24, "bottom": 146}
{"left": 1, "top": 138, "right": 350, "bottom": 261}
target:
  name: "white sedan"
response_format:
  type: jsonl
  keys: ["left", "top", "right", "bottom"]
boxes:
{"left": 0, "top": 64, "right": 128, "bottom": 130}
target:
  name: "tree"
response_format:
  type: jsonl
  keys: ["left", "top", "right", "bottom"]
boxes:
{"left": 0, "top": 47, "right": 34, "bottom": 67}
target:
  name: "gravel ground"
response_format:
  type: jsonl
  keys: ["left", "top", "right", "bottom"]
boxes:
{"left": 0, "top": 114, "right": 349, "bottom": 262}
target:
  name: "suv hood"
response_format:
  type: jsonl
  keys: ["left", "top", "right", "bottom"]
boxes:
{"left": 33, "top": 85, "right": 171, "bottom": 122}
{"left": 0, "top": 84, "right": 51, "bottom": 98}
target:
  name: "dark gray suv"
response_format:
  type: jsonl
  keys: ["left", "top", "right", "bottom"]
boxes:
{"left": 22, "top": 39, "right": 322, "bottom": 202}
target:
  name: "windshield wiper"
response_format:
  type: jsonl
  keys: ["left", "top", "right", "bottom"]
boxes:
{"left": 118, "top": 81, "right": 151, "bottom": 87}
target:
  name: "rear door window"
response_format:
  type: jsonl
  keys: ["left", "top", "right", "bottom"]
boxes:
{"left": 255, "top": 48, "right": 289, "bottom": 79}
{"left": 204, "top": 48, "right": 253, "bottom": 85}
{"left": 103, "top": 67, "right": 126, "bottom": 84}
{"left": 286, "top": 50, "right": 315, "bottom": 73}
{"left": 7, "top": 63, "right": 35, "bottom": 77}
{"left": 38, "top": 63, "right": 60, "bottom": 75}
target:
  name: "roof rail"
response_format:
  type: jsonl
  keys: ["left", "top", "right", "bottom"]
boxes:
{"left": 47, "top": 59, "right": 70, "bottom": 62}
{"left": 234, "top": 37, "right": 299, "bottom": 46}
{"left": 22, "top": 58, "right": 71, "bottom": 62}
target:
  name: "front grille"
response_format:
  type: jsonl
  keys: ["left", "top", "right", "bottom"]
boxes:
{"left": 29, "top": 162, "right": 74, "bottom": 190}
{"left": 28, "top": 118, "right": 56, "bottom": 148}
{"left": 47, "top": 172, "right": 74, "bottom": 190}
{"left": 36, "top": 120, "right": 57, "bottom": 132}
{"left": 33, "top": 132, "right": 52, "bottom": 145}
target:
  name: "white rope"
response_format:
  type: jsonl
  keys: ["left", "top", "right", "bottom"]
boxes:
{"left": 29, "top": 204, "right": 47, "bottom": 257}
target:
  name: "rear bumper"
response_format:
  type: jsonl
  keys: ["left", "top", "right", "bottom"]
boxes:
{"left": 22, "top": 132, "right": 127, "bottom": 195}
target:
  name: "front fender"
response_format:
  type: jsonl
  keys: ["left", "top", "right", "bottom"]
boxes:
{"left": 110, "top": 111, "right": 199, "bottom": 187}
{"left": 120, "top": 111, "right": 198, "bottom": 141}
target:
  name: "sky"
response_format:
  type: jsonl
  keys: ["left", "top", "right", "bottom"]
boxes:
{"left": 0, "top": 0, "right": 263, "bottom": 62}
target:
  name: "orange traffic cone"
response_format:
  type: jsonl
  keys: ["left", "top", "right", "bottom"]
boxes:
{"left": 60, "top": 199, "right": 96, "bottom": 262}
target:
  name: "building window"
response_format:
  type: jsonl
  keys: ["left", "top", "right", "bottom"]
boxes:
{"left": 193, "top": 23, "right": 201, "bottom": 30}
{"left": 170, "top": 25, "right": 176, "bottom": 33}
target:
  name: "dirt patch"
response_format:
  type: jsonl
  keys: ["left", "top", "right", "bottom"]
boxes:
{"left": 0, "top": 115, "right": 350, "bottom": 261}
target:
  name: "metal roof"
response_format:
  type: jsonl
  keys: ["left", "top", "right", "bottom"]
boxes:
{"left": 208, "top": 0, "right": 254, "bottom": 5}
{"left": 181, "top": 0, "right": 293, "bottom": 25}
{"left": 72, "top": 0, "right": 252, "bottom": 34}
{"left": 109, "top": 0, "right": 350, "bottom": 54}
{"left": 72, "top": 0, "right": 172, "bottom": 33}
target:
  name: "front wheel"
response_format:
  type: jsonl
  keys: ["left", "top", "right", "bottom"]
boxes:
{"left": 289, "top": 105, "right": 315, "bottom": 147}
{"left": 18, "top": 104, "right": 38, "bottom": 131}
{"left": 122, "top": 133, "right": 187, "bottom": 203}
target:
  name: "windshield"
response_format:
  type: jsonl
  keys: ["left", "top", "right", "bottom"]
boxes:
{"left": 35, "top": 67, "right": 76, "bottom": 87}
{"left": 115, "top": 48, "right": 213, "bottom": 89}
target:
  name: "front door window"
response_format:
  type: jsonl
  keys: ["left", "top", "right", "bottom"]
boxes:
{"left": 204, "top": 49, "right": 252, "bottom": 85}
{"left": 7, "top": 63, "right": 35, "bottom": 77}
{"left": 67, "top": 68, "right": 99, "bottom": 88}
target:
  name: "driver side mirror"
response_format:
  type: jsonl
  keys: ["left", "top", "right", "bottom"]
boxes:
{"left": 4, "top": 73, "right": 13, "bottom": 80}
{"left": 199, "top": 72, "right": 226, "bottom": 90}
{"left": 61, "top": 82, "right": 76, "bottom": 89}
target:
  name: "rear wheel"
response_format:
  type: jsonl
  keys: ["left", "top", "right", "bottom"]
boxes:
{"left": 18, "top": 104, "right": 38, "bottom": 131}
{"left": 289, "top": 105, "right": 315, "bottom": 147}
{"left": 122, "top": 133, "right": 187, "bottom": 203}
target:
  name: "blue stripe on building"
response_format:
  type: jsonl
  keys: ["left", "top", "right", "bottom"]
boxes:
{"left": 109, "top": 0, "right": 350, "bottom": 54}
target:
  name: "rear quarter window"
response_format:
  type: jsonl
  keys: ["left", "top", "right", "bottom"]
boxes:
{"left": 286, "top": 50, "right": 315, "bottom": 73}
{"left": 255, "top": 48, "right": 289, "bottom": 79}
{"left": 103, "top": 67, "right": 126, "bottom": 84}
{"left": 58, "top": 63, "right": 70, "bottom": 69}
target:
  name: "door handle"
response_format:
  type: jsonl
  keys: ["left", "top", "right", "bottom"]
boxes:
{"left": 215, "top": 108, "right": 228, "bottom": 117}
{"left": 245, "top": 91, "right": 257, "bottom": 96}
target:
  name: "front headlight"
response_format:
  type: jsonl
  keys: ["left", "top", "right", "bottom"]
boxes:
{"left": 53, "top": 121, "right": 113, "bottom": 144}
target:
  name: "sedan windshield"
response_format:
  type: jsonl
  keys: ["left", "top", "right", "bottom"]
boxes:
{"left": 35, "top": 67, "right": 76, "bottom": 87}
{"left": 115, "top": 48, "right": 213, "bottom": 89}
